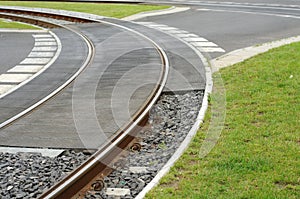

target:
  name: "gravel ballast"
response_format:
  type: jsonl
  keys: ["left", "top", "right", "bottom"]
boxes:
{"left": 0, "top": 150, "right": 89, "bottom": 198}
{"left": 85, "top": 90, "right": 204, "bottom": 199}
{"left": 0, "top": 90, "right": 203, "bottom": 199}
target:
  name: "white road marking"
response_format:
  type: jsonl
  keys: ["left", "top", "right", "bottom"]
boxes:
{"left": 198, "top": 47, "right": 226, "bottom": 52}
{"left": 28, "top": 52, "right": 55, "bottom": 58}
{"left": 196, "top": 8, "right": 300, "bottom": 20}
{"left": 32, "top": 34, "right": 53, "bottom": 38}
{"left": 123, "top": 7, "right": 190, "bottom": 21}
{"left": 0, "top": 73, "right": 32, "bottom": 83}
{"left": 8, "top": 65, "right": 44, "bottom": 73}
{"left": 157, "top": 27, "right": 178, "bottom": 31}
{"left": 0, "top": 85, "right": 14, "bottom": 95}
{"left": 35, "top": 41, "right": 57, "bottom": 46}
{"left": 136, "top": 22, "right": 154, "bottom": 25}
{"left": 32, "top": 46, "right": 57, "bottom": 51}
{"left": 183, "top": 37, "right": 208, "bottom": 42}
{"left": 146, "top": 24, "right": 168, "bottom": 27}
{"left": 175, "top": 33, "right": 199, "bottom": 38}
{"left": 35, "top": 38, "right": 56, "bottom": 42}
{"left": 138, "top": 22, "right": 226, "bottom": 54}
{"left": 166, "top": 30, "right": 189, "bottom": 34}
{"left": 0, "top": 29, "right": 47, "bottom": 33}
{"left": 20, "top": 58, "right": 51, "bottom": 65}
{"left": 190, "top": 41, "right": 218, "bottom": 47}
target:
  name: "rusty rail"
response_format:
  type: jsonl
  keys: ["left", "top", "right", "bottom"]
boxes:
{"left": 0, "top": 7, "right": 169, "bottom": 198}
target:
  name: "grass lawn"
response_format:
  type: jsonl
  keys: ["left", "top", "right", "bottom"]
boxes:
{"left": 0, "top": 18, "right": 38, "bottom": 29}
{"left": 147, "top": 42, "right": 300, "bottom": 198}
{"left": 0, "top": 1, "right": 169, "bottom": 19}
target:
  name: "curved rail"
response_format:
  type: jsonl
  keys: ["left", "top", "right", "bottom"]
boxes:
{"left": 0, "top": 12, "right": 95, "bottom": 129}
{"left": 0, "top": 7, "right": 169, "bottom": 198}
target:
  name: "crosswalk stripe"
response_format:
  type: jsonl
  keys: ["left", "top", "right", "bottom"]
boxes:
{"left": 35, "top": 42, "right": 57, "bottom": 46}
{"left": 190, "top": 41, "right": 218, "bottom": 47}
{"left": 20, "top": 58, "right": 51, "bottom": 65}
{"left": 28, "top": 52, "right": 55, "bottom": 58}
{"left": 0, "top": 74, "right": 33, "bottom": 83}
{"left": 32, "top": 46, "right": 57, "bottom": 51}
{"left": 175, "top": 33, "right": 199, "bottom": 38}
{"left": 138, "top": 21, "right": 226, "bottom": 54}
{"left": 183, "top": 37, "right": 208, "bottom": 42}
{"left": 32, "top": 34, "right": 52, "bottom": 38}
{"left": 0, "top": 85, "right": 15, "bottom": 95}
{"left": 198, "top": 47, "right": 226, "bottom": 52}
{"left": 35, "top": 38, "right": 56, "bottom": 42}
{"left": 157, "top": 27, "right": 178, "bottom": 31}
{"left": 8, "top": 65, "right": 44, "bottom": 73}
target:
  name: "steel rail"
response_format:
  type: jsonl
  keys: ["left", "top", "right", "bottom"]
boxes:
{"left": 0, "top": 7, "right": 170, "bottom": 198}
{"left": 0, "top": 12, "right": 95, "bottom": 130}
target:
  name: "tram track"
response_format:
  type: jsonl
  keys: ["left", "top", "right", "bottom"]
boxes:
{"left": 0, "top": 7, "right": 170, "bottom": 198}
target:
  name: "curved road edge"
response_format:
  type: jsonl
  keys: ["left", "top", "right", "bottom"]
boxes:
{"left": 122, "top": 6, "right": 190, "bottom": 21}
{"left": 211, "top": 35, "right": 300, "bottom": 73}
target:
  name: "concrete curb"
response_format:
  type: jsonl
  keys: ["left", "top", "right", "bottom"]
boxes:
{"left": 211, "top": 35, "right": 300, "bottom": 73}
{"left": 122, "top": 6, "right": 190, "bottom": 21}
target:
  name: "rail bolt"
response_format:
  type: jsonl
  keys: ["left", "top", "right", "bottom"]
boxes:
{"left": 91, "top": 180, "right": 105, "bottom": 191}
{"left": 130, "top": 143, "right": 142, "bottom": 152}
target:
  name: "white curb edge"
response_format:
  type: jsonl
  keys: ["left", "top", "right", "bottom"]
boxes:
{"left": 211, "top": 35, "right": 300, "bottom": 73}
{"left": 122, "top": 6, "right": 190, "bottom": 21}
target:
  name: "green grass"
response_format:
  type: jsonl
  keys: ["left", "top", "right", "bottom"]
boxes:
{"left": 0, "top": 18, "right": 38, "bottom": 29}
{"left": 147, "top": 43, "right": 300, "bottom": 198}
{"left": 0, "top": 1, "right": 169, "bottom": 19}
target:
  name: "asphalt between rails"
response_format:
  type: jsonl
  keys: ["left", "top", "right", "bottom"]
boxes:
{"left": 0, "top": 5, "right": 207, "bottom": 150}
{"left": 0, "top": 21, "right": 162, "bottom": 149}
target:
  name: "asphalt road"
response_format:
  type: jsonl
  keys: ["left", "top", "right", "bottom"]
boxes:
{"left": 1, "top": 0, "right": 299, "bottom": 149}
{"left": 139, "top": 0, "right": 300, "bottom": 57}
{"left": 0, "top": 32, "right": 34, "bottom": 74}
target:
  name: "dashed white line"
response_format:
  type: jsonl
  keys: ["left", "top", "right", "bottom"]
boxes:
{"left": 167, "top": 30, "right": 189, "bottom": 34}
{"left": 190, "top": 41, "right": 218, "bottom": 47}
{"left": 32, "top": 34, "right": 53, "bottom": 38}
{"left": 35, "top": 38, "right": 56, "bottom": 42}
{"left": 20, "top": 58, "right": 52, "bottom": 65}
{"left": 0, "top": 74, "right": 33, "bottom": 83}
{"left": 137, "top": 22, "right": 225, "bottom": 54}
{"left": 0, "top": 31, "right": 61, "bottom": 97}
{"left": 198, "top": 47, "right": 226, "bottom": 52}
{"left": 175, "top": 33, "right": 199, "bottom": 38}
{"left": 35, "top": 41, "right": 57, "bottom": 46}
{"left": 7, "top": 65, "right": 44, "bottom": 73}
{"left": 183, "top": 37, "right": 208, "bottom": 42}
{"left": 32, "top": 46, "right": 57, "bottom": 51}
{"left": 146, "top": 24, "right": 168, "bottom": 27}
{"left": 157, "top": 27, "right": 178, "bottom": 31}
{"left": 28, "top": 52, "right": 55, "bottom": 58}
